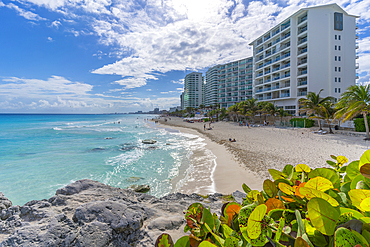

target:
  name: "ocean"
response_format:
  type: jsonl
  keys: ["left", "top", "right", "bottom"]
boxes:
{"left": 0, "top": 114, "right": 216, "bottom": 206}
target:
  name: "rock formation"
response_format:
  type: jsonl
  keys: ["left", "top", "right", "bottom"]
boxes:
{"left": 0, "top": 180, "right": 245, "bottom": 246}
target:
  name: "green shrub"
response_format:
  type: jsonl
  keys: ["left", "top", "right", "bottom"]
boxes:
{"left": 203, "top": 118, "right": 210, "bottom": 122}
{"left": 354, "top": 116, "right": 370, "bottom": 132}
{"left": 290, "top": 118, "right": 315, "bottom": 128}
{"left": 156, "top": 150, "right": 370, "bottom": 247}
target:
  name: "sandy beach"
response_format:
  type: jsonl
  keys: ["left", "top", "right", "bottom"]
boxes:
{"left": 154, "top": 117, "right": 370, "bottom": 195}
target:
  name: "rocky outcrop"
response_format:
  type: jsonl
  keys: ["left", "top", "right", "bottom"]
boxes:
{"left": 0, "top": 179, "right": 232, "bottom": 246}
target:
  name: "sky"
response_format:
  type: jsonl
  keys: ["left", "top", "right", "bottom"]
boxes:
{"left": 0, "top": 0, "right": 369, "bottom": 113}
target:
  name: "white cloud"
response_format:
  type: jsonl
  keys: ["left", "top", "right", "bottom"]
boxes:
{"left": 50, "top": 20, "right": 62, "bottom": 28}
{"left": 47, "top": 37, "right": 53, "bottom": 41}
{"left": 0, "top": 1, "right": 5, "bottom": 7}
{"left": 113, "top": 77, "right": 148, "bottom": 89}
{"left": 6, "top": 3, "right": 46, "bottom": 21}
{"left": 172, "top": 79, "right": 184, "bottom": 85}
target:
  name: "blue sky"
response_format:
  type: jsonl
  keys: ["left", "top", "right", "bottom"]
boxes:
{"left": 0, "top": 0, "right": 369, "bottom": 113}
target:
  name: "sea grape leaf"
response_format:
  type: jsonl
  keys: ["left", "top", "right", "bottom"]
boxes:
{"left": 224, "top": 236, "right": 239, "bottom": 247}
{"left": 360, "top": 217, "right": 370, "bottom": 224}
{"left": 348, "top": 189, "right": 370, "bottom": 211}
{"left": 347, "top": 161, "right": 361, "bottom": 180}
{"left": 360, "top": 164, "right": 370, "bottom": 179}
{"left": 278, "top": 183, "right": 294, "bottom": 195}
{"left": 307, "top": 197, "right": 340, "bottom": 235}
{"left": 294, "top": 182, "right": 306, "bottom": 198}
{"left": 247, "top": 204, "right": 267, "bottom": 239}
{"left": 263, "top": 179, "right": 277, "bottom": 198}
{"left": 155, "top": 233, "right": 174, "bottom": 247}
{"left": 265, "top": 198, "right": 285, "bottom": 213}
{"left": 202, "top": 207, "right": 215, "bottom": 231}
{"left": 362, "top": 229, "right": 370, "bottom": 245}
{"left": 308, "top": 168, "right": 340, "bottom": 189}
{"left": 198, "top": 241, "right": 218, "bottom": 247}
{"left": 351, "top": 174, "right": 369, "bottom": 190}
{"left": 221, "top": 224, "right": 233, "bottom": 239}
{"left": 334, "top": 227, "right": 367, "bottom": 247}
{"left": 326, "top": 160, "right": 337, "bottom": 168}
{"left": 303, "top": 219, "right": 327, "bottom": 246}
{"left": 282, "top": 164, "right": 294, "bottom": 180}
{"left": 341, "top": 182, "right": 351, "bottom": 194}
{"left": 360, "top": 197, "right": 370, "bottom": 212}
{"left": 299, "top": 187, "right": 339, "bottom": 207}
{"left": 294, "top": 237, "right": 309, "bottom": 247}
{"left": 223, "top": 203, "right": 241, "bottom": 227}
{"left": 242, "top": 183, "right": 252, "bottom": 193}
{"left": 296, "top": 163, "right": 311, "bottom": 173}
{"left": 305, "top": 176, "right": 333, "bottom": 192}
{"left": 331, "top": 155, "right": 337, "bottom": 160}
{"left": 337, "top": 155, "right": 349, "bottom": 166}
{"left": 204, "top": 223, "right": 225, "bottom": 246}
{"left": 174, "top": 236, "right": 190, "bottom": 247}
{"left": 339, "top": 207, "right": 364, "bottom": 219}
{"left": 295, "top": 210, "right": 305, "bottom": 237}
{"left": 247, "top": 190, "right": 261, "bottom": 202}
{"left": 268, "top": 169, "right": 286, "bottom": 180}
{"left": 360, "top": 149, "right": 370, "bottom": 168}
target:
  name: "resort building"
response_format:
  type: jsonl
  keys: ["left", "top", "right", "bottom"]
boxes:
{"left": 249, "top": 3, "right": 358, "bottom": 115}
{"left": 203, "top": 57, "right": 253, "bottom": 108}
{"left": 183, "top": 72, "right": 204, "bottom": 109}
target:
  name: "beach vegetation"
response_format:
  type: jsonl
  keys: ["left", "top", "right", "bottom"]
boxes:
{"left": 298, "top": 89, "right": 335, "bottom": 130}
{"left": 354, "top": 117, "right": 370, "bottom": 133}
{"left": 156, "top": 149, "right": 370, "bottom": 247}
{"left": 290, "top": 118, "right": 315, "bottom": 128}
{"left": 335, "top": 84, "right": 370, "bottom": 140}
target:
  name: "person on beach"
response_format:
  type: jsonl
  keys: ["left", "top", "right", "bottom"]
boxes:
{"left": 204, "top": 124, "right": 206, "bottom": 131}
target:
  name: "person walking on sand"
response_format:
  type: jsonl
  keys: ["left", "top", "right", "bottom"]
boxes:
{"left": 204, "top": 124, "right": 206, "bottom": 131}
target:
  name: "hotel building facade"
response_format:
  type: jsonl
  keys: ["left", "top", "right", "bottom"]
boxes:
{"left": 249, "top": 4, "right": 358, "bottom": 115}
{"left": 181, "top": 4, "right": 358, "bottom": 114}
{"left": 183, "top": 72, "right": 204, "bottom": 109}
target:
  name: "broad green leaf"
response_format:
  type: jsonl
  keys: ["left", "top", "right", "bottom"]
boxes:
{"left": 339, "top": 207, "right": 364, "bottom": 219}
{"left": 296, "top": 163, "right": 311, "bottom": 173}
{"left": 326, "top": 160, "right": 337, "bottom": 168}
{"left": 242, "top": 183, "right": 252, "bottom": 193}
{"left": 305, "top": 176, "right": 333, "bottom": 192}
{"left": 341, "top": 182, "right": 351, "bottom": 194}
{"left": 202, "top": 207, "right": 215, "bottom": 232}
{"left": 198, "top": 242, "right": 218, "bottom": 247}
{"left": 263, "top": 179, "right": 277, "bottom": 198}
{"left": 174, "top": 236, "right": 190, "bottom": 247}
{"left": 308, "top": 168, "right": 340, "bottom": 188}
{"left": 350, "top": 174, "right": 369, "bottom": 190}
{"left": 299, "top": 187, "right": 339, "bottom": 207}
{"left": 360, "top": 164, "right": 370, "bottom": 179}
{"left": 295, "top": 237, "right": 309, "bottom": 247}
{"left": 360, "top": 217, "right": 370, "bottom": 224}
{"left": 204, "top": 223, "right": 225, "bottom": 246}
{"left": 221, "top": 224, "right": 233, "bottom": 239}
{"left": 334, "top": 227, "right": 367, "bottom": 247}
{"left": 295, "top": 210, "right": 305, "bottom": 237}
{"left": 247, "top": 204, "right": 267, "bottom": 239}
{"left": 224, "top": 236, "right": 239, "bottom": 247}
{"left": 348, "top": 189, "right": 370, "bottom": 211}
{"left": 265, "top": 198, "right": 285, "bottom": 213}
{"left": 360, "top": 197, "right": 370, "bottom": 212}
{"left": 274, "top": 178, "right": 293, "bottom": 186}
{"left": 303, "top": 219, "right": 327, "bottom": 246}
{"left": 362, "top": 229, "right": 370, "bottom": 245}
{"left": 155, "top": 233, "right": 174, "bottom": 247}
{"left": 247, "top": 190, "right": 261, "bottom": 202}
{"left": 268, "top": 169, "right": 286, "bottom": 180}
{"left": 307, "top": 198, "right": 340, "bottom": 235}
{"left": 278, "top": 183, "right": 294, "bottom": 195}
{"left": 360, "top": 149, "right": 370, "bottom": 168}
{"left": 347, "top": 161, "right": 360, "bottom": 180}
{"left": 282, "top": 164, "right": 294, "bottom": 180}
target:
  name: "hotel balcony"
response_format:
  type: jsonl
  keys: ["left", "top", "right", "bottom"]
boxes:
{"left": 281, "top": 52, "right": 291, "bottom": 59}
{"left": 263, "top": 87, "right": 272, "bottom": 92}
{"left": 298, "top": 48, "right": 307, "bottom": 56}
{"left": 272, "top": 29, "right": 280, "bottom": 37}
{"left": 298, "top": 91, "right": 308, "bottom": 96}
{"left": 297, "top": 78, "right": 308, "bottom": 86}
{"left": 256, "top": 89, "right": 263, "bottom": 93}
{"left": 272, "top": 66, "right": 280, "bottom": 72}
{"left": 298, "top": 36, "right": 307, "bottom": 46}
{"left": 281, "top": 21, "right": 290, "bottom": 31}
{"left": 298, "top": 15, "right": 307, "bottom": 25}
{"left": 263, "top": 96, "right": 272, "bottom": 100}
{"left": 272, "top": 85, "right": 280, "bottom": 90}
{"left": 297, "top": 69, "right": 308, "bottom": 76}
{"left": 298, "top": 25, "right": 307, "bottom": 35}
{"left": 282, "top": 32, "right": 291, "bottom": 41}
{"left": 281, "top": 93, "right": 290, "bottom": 98}
{"left": 297, "top": 58, "right": 307, "bottom": 66}
{"left": 281, "top": 63, "right": 290, "bottom": 69}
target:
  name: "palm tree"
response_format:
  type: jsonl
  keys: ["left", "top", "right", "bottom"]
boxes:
{"left": 243, "top": 98, "right": 259, "bottom": 123}
{"left": 278, "top": 108, "right": 289, "bottom": 124}
{"left": 318, "top": 102, "right": 336, "bottom": 134}
{"left": 266, "top": 102, "right": 279, "bottom": 124}
{"left": 335, "top": 84, "right": 370, "bottom": 140}
{"left": 227, "top": 104, "right": 239, "bottom": 122}
{"left": 257, "top": 101, "right": 268, "bottom": 123}
{"left": 298, "top": 89, "right": 334, "bottom": 130}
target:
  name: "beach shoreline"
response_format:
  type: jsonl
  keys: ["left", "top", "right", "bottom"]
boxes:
{"left": 153, "top": 116, "right": 370, "bottom": 195}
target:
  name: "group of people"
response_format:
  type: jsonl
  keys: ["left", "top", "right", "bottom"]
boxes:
{"left": 238, "top": 121, "right": 250, "bottom": 128}
{"left": 204, "top": 122, "right": 213, "bottom": 130}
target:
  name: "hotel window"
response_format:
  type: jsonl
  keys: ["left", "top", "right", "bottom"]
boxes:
{"left": 335, "top": 67, "right": 337, "bottom": 72}
{"left": 338, "top": 56, "right": 341, "bottom": 61}
{"left": 335, "top": 88, "right": 337, "bottom": 93}
{"left": 335, "top": 77, "right": 337, "bottom": 82}
{"left": 335, "top": 35, "right": 337, "bottom": 40}
{"left": 334, "top": 12, "right": 343, "bottom": 31}
{"left": 338, "top": 77, "right": 341, "bottom": 82}
{"left": 335, "top": 45, "right": 337, "bottom": 50}
{"left": 339, "top": 35, "right": 341, "bottom": 40}
{"left": 339, "top": 67, "right": 341, "bottom": 72}
{"left": 335, "top": 56, "right": 337, "bottom": 61}
{"left": 338, "top": 46, "right": 341, "bottom": 51}
{"left": 339, "top": 88, "right": 341, "bottom": 93}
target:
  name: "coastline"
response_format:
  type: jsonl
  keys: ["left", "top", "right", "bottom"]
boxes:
{"left": 154, "top": 117, "right": 369, "bottom": 193}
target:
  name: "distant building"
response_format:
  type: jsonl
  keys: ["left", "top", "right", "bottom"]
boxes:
{"left": 180, "top": 92, "right": 185, "bottom": 110}
{"left": 153, "top": 108, "right": 160, "bottom": 114}
{"left": 249, "top": 3, "right": 358, "bottom": 115}
{"left": 169, "top": 106, "right": 182, "bottom": 112}
{"left": 183, "top": 72, "right": 204, "bottom": 109}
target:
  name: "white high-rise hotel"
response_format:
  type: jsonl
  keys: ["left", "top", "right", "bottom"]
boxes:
{"left": 181, "top": 4, "right": 358, "bottom": 115}
{"left": 249, "top": 4, "right": 358, "bottom": 115}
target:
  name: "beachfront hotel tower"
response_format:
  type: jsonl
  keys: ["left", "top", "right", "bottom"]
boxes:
{"left": 204, "top": 57, "right": 254, "bottom": 109}
{"left": 183, "top": 72, "right": 204, "bottom": 109}
{"left": 249, "top": 3, "right": 358, "bottom": 115}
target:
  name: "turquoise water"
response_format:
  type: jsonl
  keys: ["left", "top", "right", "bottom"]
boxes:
{"left": 0, "top": 114, "right": 207, "bottom": 205}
